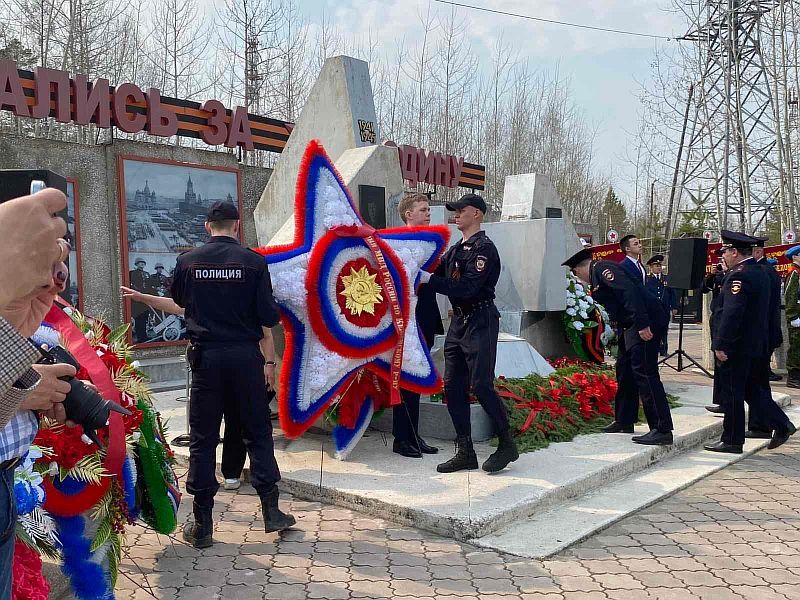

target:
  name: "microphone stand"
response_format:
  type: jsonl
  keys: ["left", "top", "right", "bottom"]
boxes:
{"left": 659, "top": 289, "right": 712, "bottom": 377}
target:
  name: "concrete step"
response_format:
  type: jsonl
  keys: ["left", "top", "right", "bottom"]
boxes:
{"left": 135, "top": 355, "right": 188, "bottom": 385}
{"left": 473, "top": 401, "right": 799, "bottom": 559}
{"left": 148, "top": 379, "right": 188, "bottom": 394}
{"left": 152, "top": 383, "right": 794, "bottom": 545}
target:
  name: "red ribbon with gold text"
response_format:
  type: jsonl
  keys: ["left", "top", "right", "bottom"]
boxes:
{"left": 41, "top": 301, "right": 127, "bottom": 516}
{"left": 332, "top": 224, "right": 405, "bottom": 406}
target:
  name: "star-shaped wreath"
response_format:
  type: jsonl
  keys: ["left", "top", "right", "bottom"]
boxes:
{"left": 256, "top": 140, "right": 449, "bottom": 457}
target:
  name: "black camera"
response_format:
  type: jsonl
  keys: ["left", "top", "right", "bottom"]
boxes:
{"left": 36, "top": 345, "right": 131, "bottom": 448}
{"left": 0, "top": 169, "right": 67, "bottom": 205}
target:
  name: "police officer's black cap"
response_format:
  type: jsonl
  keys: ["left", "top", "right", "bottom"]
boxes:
{"left": 207, "top": 201, "right": 239, "bottom": 222}
{"left": 445, "top": 193, "right": 487, "bottom": 214}
{"left": 719, "top": 229, "right": 758, "bottom": 251}
{"left": 562, "top": 247, "right": 593, "bottom": 269}
{"left": 646, "top": 254, "right": 664, "bottom": 266}
{"left": 753, "top": 235, "right": 769, "bottom": 248}
{"left": 619, "top": 234, "right": 638, "bottom": 250}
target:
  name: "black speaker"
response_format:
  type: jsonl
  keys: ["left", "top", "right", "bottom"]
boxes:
{"left": 358, "top": 185, "right": 386, "bottom": 229}
{"left": 667, "top": 237, "right": 708, "bottom": 290}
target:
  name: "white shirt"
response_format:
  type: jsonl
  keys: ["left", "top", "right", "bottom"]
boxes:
{"left": 626, "top": 255, "right": 646, "bottom": 284}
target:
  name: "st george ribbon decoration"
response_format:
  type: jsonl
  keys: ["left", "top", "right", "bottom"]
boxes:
{"left": 256, "top": 140, "right": 448, "bottom": 458}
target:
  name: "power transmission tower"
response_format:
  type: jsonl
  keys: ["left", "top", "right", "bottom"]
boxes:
{"left": 668, "top": 0, "right": 792, "bottom": 237}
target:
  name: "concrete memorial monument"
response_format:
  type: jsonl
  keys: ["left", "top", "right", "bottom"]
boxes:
{"left": 256, "top": 55, "right": 580, "bottom": 444}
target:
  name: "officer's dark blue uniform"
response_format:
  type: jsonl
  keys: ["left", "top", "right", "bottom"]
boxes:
{"left": 644, "top": 254, "right": 678, "bottom": 356}
{"left": 170, "top": 201, "right": 294, "bottom": 547}
{"left": 745, "top": 246, "right": 785, "bottom": 436}
{"left": 705, "top": 231, "right": 796, "bottom": 454}
{"left": 425, "top": 194, "right": 518, "bottom": 473}
{"left": 588, "top": 258, "right": 673, "bottom": 442}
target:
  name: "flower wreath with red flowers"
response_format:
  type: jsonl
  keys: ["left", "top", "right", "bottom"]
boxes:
{"left": 12, "top": 306, "right": 179, "bottom": 600}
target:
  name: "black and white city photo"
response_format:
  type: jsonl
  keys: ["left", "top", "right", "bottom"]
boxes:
{"left": 119, "top": 157, "right": 240, "bottom": 345}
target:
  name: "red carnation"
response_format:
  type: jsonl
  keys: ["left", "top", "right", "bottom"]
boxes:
{"left": 59, "top": 443, "right": 85, "bottom": 470}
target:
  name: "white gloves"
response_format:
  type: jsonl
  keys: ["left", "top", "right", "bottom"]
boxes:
{"left": 418, "top": 270, "right": 432, "bottom": 284}
{"left": 791, "top": 318, "right": 800, "bottom": 328}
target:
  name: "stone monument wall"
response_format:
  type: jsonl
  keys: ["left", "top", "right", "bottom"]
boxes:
{"left": 0, "top": 134, "right": 272, "bottom": 361}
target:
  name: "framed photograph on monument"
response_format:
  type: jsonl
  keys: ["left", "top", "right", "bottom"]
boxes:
{"left": 64, "top": 178, "right": 83, "bottom": 310}
{"left": 117, "top": 156, "right": 242, "bottom": 347}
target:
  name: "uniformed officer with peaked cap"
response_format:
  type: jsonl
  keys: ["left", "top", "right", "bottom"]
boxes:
{"left": 563, "top": 247, "right": 674, "bottom": 445}
{"left": 171, "top": 200, "right": 295, "bottom": 548}
{"left": 704, "top": 230, "right": 796, "bottom": 454}
{"left": 645, "top": 254, "right": 678, "bottom": 356}
{"left": 744, "top": 236, "right": 784, "bottom": 437}
{"left": 419, "top": 193, "right": 519, "bottom": 473}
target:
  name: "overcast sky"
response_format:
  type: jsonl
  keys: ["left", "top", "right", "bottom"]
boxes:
{"left": 329, "top": 1, "right": 686, "bottom": 191}
{"left": 200, "top": 0, "right": 688, "bottom": 196}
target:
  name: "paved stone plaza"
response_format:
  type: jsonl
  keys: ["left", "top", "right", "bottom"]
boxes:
{"left": 115, "top": 327, "right": 800, "bottom": 599}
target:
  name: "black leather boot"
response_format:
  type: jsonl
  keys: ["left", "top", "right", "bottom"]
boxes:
{"left": 182, "top": 501, "right": 214, "bottom": 548}
{"left": 261, "top": 487, "right": 296, "bottom": 533}
{"left": 482, "top": 429, "right": 520, "bottom": 473}
{"left": 436, "top": 435, "right": 479, "bottom": 473}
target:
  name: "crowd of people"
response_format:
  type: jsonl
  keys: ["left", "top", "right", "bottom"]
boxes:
{"left": 4, "top": 182, "right": 799, "bottom": 573}
{"left": 563, "top": 230, "right": 797, "bottom": 455}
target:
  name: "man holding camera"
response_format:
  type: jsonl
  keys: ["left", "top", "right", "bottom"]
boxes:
{"left": 170, "top": 201, "right": 293, "bottom": 548}
{"left": 0, "top": 187, "right": 72, "bottom": 600}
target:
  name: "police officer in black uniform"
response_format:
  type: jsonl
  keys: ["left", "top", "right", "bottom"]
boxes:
{"left": 644, "top": 254, "right": 678, "bottom": 356}
{"left": 563, "top": 247, "right": 674, "bottom": 445}
{"left": 754, "top": 238, "right": 785, "bottom": 378}
{"left": 171, "top": 201, "right": 294, "bottom": 548}
{"left": 743, "top": 238, "right": 784, "bottom": 438}
{"left": 704, "top": 231, "right": 796, "bottom": 454}
{"left": 703, "top": 249, "right": 729, "bottom": 414}
{"left": 419, "top": 194, "right": 519, "bottom": 473}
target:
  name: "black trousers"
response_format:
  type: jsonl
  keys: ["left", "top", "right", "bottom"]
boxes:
{"left": 221, "top": 390, "right": 277, "bottom": 479}
{"left": 615, "top": 328, "right": 673, "bottom": 432}
{"left": 393, "top": 333, "right": 434, "bottom": 444}
{"left": 186, "top": 344, "right": 280, "bottom": 507}
{"left": 221, "top": 401, "right": 246, "bottom": 480}
{"left": 717, "top": 353, "right": 791, "bottom": 446}
{"left": 443, "top": 305, "right": 509, "bottom": 438}
{"left": 745, "top": 355, "right": 774, "bottom": 433}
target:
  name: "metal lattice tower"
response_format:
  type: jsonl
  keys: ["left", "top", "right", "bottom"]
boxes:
{"left": 669, "top": 0, "right": 790, "bottom": 236}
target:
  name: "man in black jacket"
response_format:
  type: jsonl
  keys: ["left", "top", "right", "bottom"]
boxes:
{"left": 704, "top": 231, "right": 796, "bottom": 454}
{"left": 744, "top": 239, "right": 784, "bottom": 438}
{"left": 392, "top": 193, "right": 443, "bottom": 458}
{"left": 564, "top": 247, "right": 673, "bottom": 445}
{"left": 171, "top": 201, "right": 294, "bottom": 547}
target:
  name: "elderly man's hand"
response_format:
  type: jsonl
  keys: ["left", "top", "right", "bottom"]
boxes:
{"left": 1, "top": 263, "right": 67, "bottom": 337}
{"left": 19, "top": 363, "right": 76, "bottom": 412}
{"left": 0, "top": 188, "right": 68, "bottom": 308}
